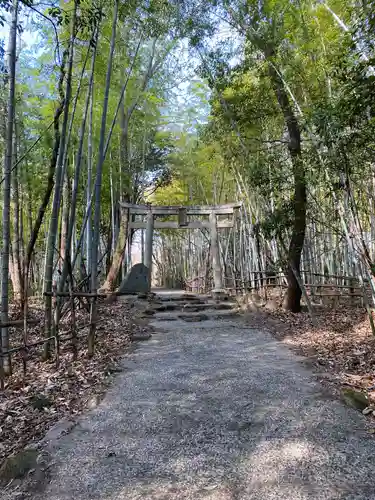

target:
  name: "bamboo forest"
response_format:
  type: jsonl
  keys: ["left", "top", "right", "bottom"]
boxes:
{"left": 2, "top": 0, "right": 375, "bottom": 493}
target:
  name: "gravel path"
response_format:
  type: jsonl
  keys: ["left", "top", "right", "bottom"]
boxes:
{"left": 33, "top": 314, "right": 375, "bottom": 500}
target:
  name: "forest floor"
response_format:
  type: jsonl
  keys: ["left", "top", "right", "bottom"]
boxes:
{"left": 0, "top": 296, "right": 150, "bottom": 468}
{"left": 243, "top": 302, "right": 375, "bottom": 408}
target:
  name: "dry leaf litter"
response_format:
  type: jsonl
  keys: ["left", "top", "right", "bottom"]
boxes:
{"left": 0, "top": 296, "right": 151, "bottom": 467}
{"left": 243, "top": 301, "right": 375, "bottom": 408}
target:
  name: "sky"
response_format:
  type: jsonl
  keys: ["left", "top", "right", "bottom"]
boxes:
{"left": 0, "top": 8, "right": 41, "bottom": 64}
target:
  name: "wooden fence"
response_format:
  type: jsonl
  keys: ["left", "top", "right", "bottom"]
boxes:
{"left": 0, "top": 291, "right": 114, "bottom": 389}
{"left": 185, "top": 270, "right": 372, "bottom": 306}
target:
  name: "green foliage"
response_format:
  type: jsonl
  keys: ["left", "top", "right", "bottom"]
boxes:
{"left": 153, "top": 0, "right": 375, "bottom": 258}
{"left": 4, "top": 0, "right": 375, "bottom": 293}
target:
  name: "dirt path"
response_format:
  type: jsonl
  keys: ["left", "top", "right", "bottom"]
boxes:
{"left": 28, "top": 302, "right": 375, "bottom": 499}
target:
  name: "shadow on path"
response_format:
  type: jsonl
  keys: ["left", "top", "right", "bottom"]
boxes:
{"left": 33, "top": 317, "right": 375, "bottom": 500}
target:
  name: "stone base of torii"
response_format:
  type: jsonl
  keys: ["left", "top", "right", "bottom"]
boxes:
{"left": 119, "top": 202, "right": 241, "bottom": 295}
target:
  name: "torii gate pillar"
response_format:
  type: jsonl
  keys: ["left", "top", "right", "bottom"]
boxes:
{"left": 144, "top": 210, "right": 154, "bottom": 290}
{"left": 209, "top": 210, "right": 224, "bottom": 294}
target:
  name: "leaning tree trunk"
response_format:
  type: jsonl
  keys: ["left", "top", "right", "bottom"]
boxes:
{"left": 101, "top": 208, "right": 129, "bottom": 291}
{"left": 266, "top": 46, "right": 307, "bottom": 312}
{"left": 1, "top": 0, "right": 19, "bottom": 376}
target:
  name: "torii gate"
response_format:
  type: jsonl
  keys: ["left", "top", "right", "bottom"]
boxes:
{"left": 120, "top": 202, "right": 241, "bottom": 294}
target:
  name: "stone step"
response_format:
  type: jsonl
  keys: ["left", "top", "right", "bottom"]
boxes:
{"left": 152, "top": 309, "right": 239, "bottom": 323}
{"left": 156, "top": 294, "right": 236, "bottom": 303}
{"left": 151, "top": 303, "right": 181, "bottom": 312}
{"left": 182, "top": 302, "right": 234, "bottom": 312}
{"left": 158, "top": 294, "right": 203, "bottom": 303}
{"left": 151, "top": 301, "right": 235, "bottom": 313}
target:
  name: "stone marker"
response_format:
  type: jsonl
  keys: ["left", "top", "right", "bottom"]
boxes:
{"left": 118, "top": 263, "right": 149, "bottom": 294}
{"left": 0, "top": 449, "right": 39, "bottom": 486}
{"left": 341, "top": 387, "right": 369, "bottom": 411}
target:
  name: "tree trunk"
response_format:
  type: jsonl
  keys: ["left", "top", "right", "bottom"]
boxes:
{"left": 100, "top": 41, "right": 159, "bottom": 291}
{"left": 100, "top": 104, "right": 130, "bottom": 292}
{"left": 101, "top": 209, "right": 129, "bottom": 291}
{"left": 89, "top": 0, "right": 119, "bottom": 356}
{"left": 56, "top": 23, "right": 100, "bottom": 307}
{"left": 105, "top": 225, "right": 113, "bottom": 276}
{"left": 265, "top": 47, "right": 307, "bottom": 312}
{"left": 9, "top": 252, "right": 22, "bottom": 302}
{"left": 11, "top": 125, "right": 23, "bottom": 303}
{"left": 1, "top": 0, "right": 18, "bottom": 375}
{"left": 86, "top": 86, "right": 94, "bottom": 276}
{"left": 43, "top": 2, "right": 77, "bottom": 358}
{"left": 23, "top": 48, "right": 67, "bottom": 307}
{"left": 59, "top": 25, "right": 98, "bottom": 296}
{"left": 60, "top": 171, "right": 70, "bottom": 270}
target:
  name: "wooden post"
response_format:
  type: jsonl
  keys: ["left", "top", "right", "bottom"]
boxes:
{"left": 349, "top": 277, "right": 355, "bottom": 305}
{"left": 178, "top": 207, "right": 188, "bottom": 227}
{"left": 88, "top": 296, "right": 97, "bottom": 357}
{"left": 145, "top": 210, "right": 154, "bottom": 291}
{"left": 69, "top": 281, "right": 77, "bottom": 361}
{"left": 52, "top": 285, "right": 60, "bottom": 368}
{"left": 209, "top": 210, "right": 223, "bottom": 292}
